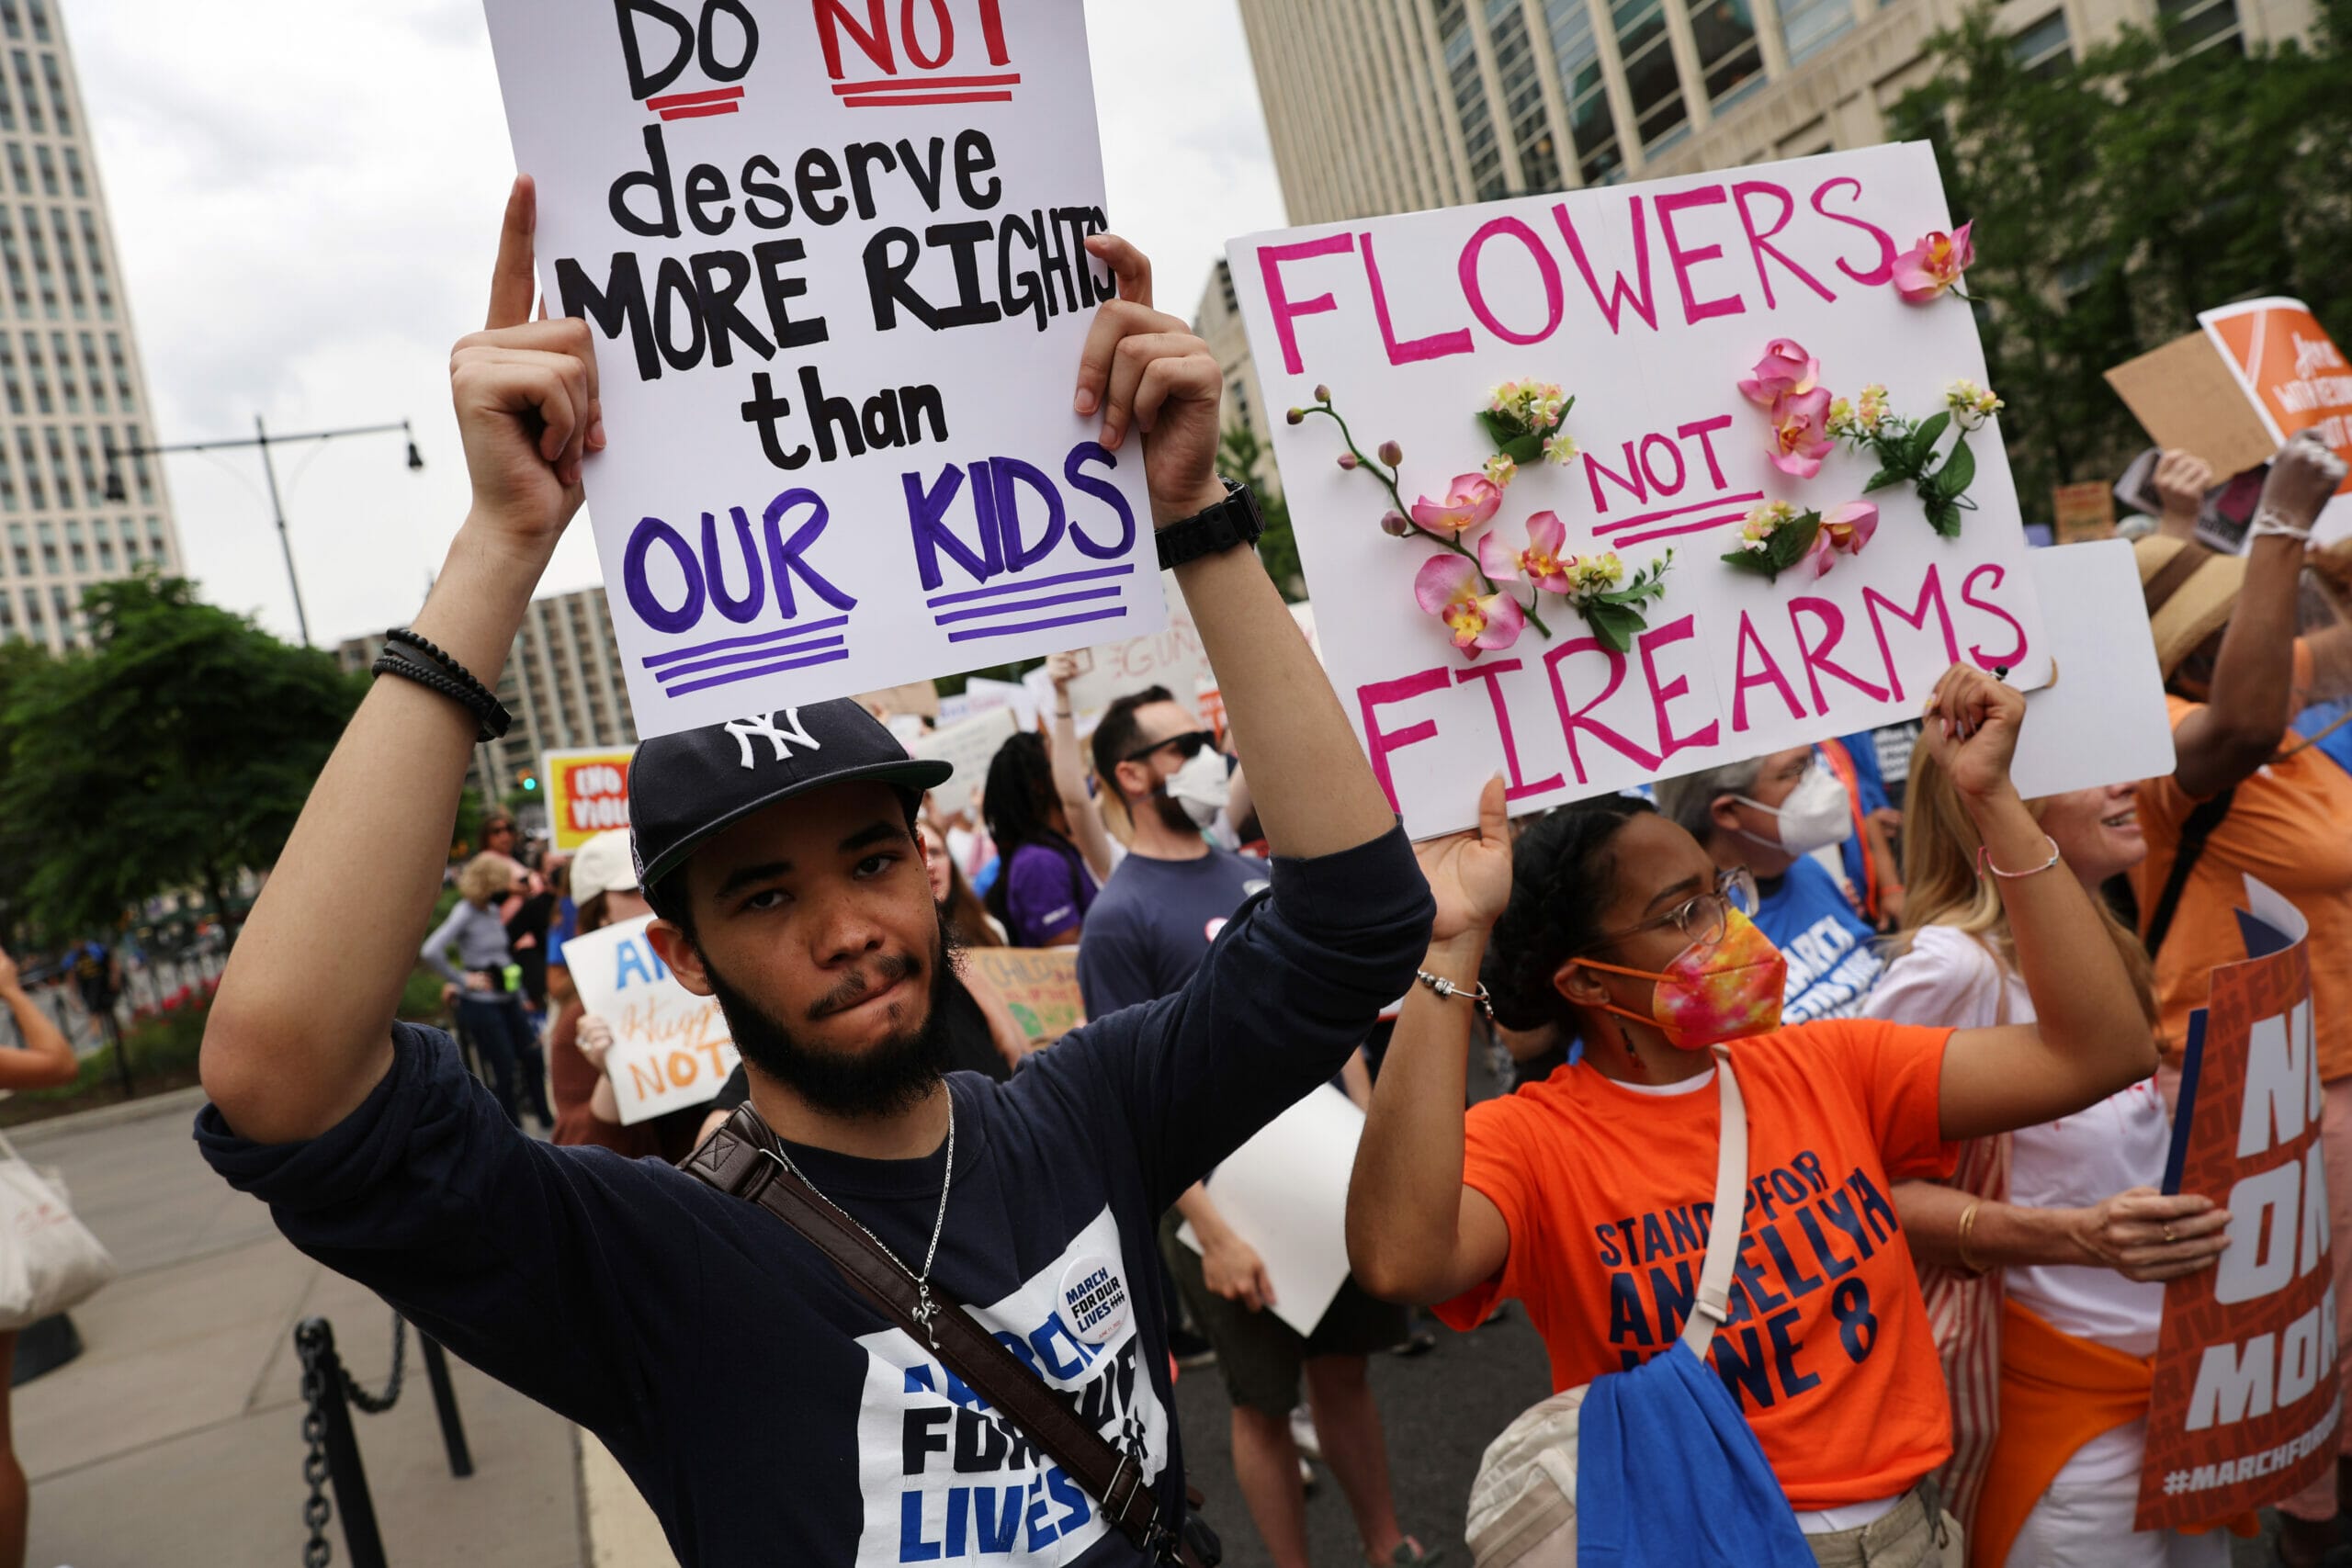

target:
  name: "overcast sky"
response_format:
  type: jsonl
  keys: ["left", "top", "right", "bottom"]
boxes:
{"left": 69, "top": 0, "right": 1287, "bottom": 649}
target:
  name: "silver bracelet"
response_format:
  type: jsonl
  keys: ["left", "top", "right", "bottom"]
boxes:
{"left": 1416, "top": 968, "right": 1495, "bottom": 1020}
{"left": 1976, "top": 835, "right": 2063, "bottom": 882}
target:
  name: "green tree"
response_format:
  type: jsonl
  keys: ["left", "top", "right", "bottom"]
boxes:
{"left": 1894, "top": 0, "right": 2352, "bottom": 504}
{"left": 1217, "top": 423, "right": 1306, "bottom": 602}
{"left": 0, "top": 574, "right": 365, "bottom": 935}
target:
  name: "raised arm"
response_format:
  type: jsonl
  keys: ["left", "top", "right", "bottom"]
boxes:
{"left": 0, "top": 948, "right": 77, "bottom": 1090}
{"left": 1076, "top": 236, "right": 1397, "bottom": 861}
{"left": 2173, "top": 434, "right": 2346, "bottom": 799}
{"left": 1043, "top": 652, "right": 1117, "bottom": 881}
{"left": 1924, "top": 668, "right": 2161, "bottom": 1140}
{"left": 200, "top": 177, "right": 602, "bottom": 1145}
{"left": 1348, "top": 777, "right": 1515, "bottom": 1304}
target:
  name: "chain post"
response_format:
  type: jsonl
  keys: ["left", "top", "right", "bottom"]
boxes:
{"left": 418, "top": 1336, "right": 474, "bottom": 1478}
{"left": 293, "top": 1318, "right": 389, "bottom": 1568}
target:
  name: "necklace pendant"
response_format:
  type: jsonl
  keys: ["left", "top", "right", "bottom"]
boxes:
{"left": 914, "top": 1287, "right": 939, "bottom": 1348}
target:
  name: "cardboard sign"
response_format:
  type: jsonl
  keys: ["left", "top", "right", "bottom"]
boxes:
{"left": 564, "top": 914, "right": 740, "bottom": 1124}
{"left": 2139, "top": 879, "right": 2328, "bottom": 1529}
{"left": 2051, "top": 481, "right": 2116, "bottom": 545}
{"left": 481, "top": 0, "right": 1165, "bottom": 739}
{"left": 2105, "top": 333, "right": 2280, "bottom": 484}
{"left": 913, "top": 707, "right": 1020, "bottom": 808}
{"left": 1176, "top": 1086, "right": 1365, "bottom": 1337}
{"left": 858, "top": 681, "right": 942, "bottom": 722}
{"left": 1227, "top": 142, "right": 2052, "bottom": 835}
{"left": 2008, "top": 540, "right": 2177, "bottom": 800}
{"left": 963, "top": 947, "right": 1083, "bottom": 1044}
{"left": 543, "top": 747, "right": 635, "bottom": 852}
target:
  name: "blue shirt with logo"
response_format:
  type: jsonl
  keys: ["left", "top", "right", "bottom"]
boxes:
{"left": 1755, "top": 856, "right": 1884, "bottom": 1025}
{"left": 1077, "top": 848, "right": 1269, "bottom": 1019}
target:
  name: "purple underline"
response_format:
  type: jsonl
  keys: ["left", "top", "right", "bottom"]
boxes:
{"left": 655, "top": 635, "right": 848, "bottom": 683}
{"left": 946, "top": 606, "right": 1129, "bottom": 644}
{"left": 1593, "top": 491, "right": 1766, "bottom": 536}
{"left": 1611, "top": 512, "right": 1752, "bottom": 548}
{"left": 663, "top": 647, "right": 853, "bottom": 695}
{"left": 933, "top": 586, "right": 1121, "bottom": 626}
{"left": 642, "top": 615, "right": 852, "bottom": 671}
{"left": 924, "top": 564, "right": 1135, "bottom": 609}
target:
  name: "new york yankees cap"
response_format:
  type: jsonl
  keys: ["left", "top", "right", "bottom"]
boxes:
{"left": 628, "top": 700, "right": 952, "bottom": 905}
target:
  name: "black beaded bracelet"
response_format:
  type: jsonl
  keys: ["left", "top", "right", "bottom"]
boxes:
{"left": 372, "top": 644, "right": 513, "bottom": 741}
{"left": 385, "top": 627, "right": 503, "bottom": 714}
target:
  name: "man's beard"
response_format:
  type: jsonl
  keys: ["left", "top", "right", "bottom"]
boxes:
{"left": 1146, "top": 782, "right": 1193, "bottom": 834}
{"left": 700, "top": 910, "right": 964, "bottom": 1121}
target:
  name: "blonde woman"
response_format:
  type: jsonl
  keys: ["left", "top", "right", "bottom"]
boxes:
{"left": 421, "top": 852, "right": 551, "bottom": 1128}
{"left": 1871, "top": 751, "right": 2235, "bottom": 1568}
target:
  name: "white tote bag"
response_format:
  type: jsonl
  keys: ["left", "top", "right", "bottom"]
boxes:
{"left": 0, "top": 1130, "right": 116, "bottom": 1330}
{"left": 1464, "top": 1049, "right": 1750, "bottom": 1568}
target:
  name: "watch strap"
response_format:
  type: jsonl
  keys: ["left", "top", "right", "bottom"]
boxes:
{"left": 1156, "top": 479, "right": 1263, "bottom": 572}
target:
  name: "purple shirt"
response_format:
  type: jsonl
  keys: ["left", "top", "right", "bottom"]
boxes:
{"left": 1002, "top": 840, "right": 1096, "bottom": 946}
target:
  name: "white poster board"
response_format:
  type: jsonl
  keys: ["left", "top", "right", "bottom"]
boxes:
{"left": 564, "top": 914, "right": 740, "bottom": 1125}
{"left": 914, "top": 706, "right": 1021, "bottom": 807}
{"left": 2009, "top": 540, "right": 2178, "bottom": 799}
{"left": 482, "top": 0, "right": 1165, "bottom": 739}
{"left": 1176, "top": 1086, "right": 1364, "bottom": 1337}
{"left": 1228, "top": 142, "right": 2052, "bottom": 835}
{"left": 1061, "top": 570, "right": 1214, "bottom": 723}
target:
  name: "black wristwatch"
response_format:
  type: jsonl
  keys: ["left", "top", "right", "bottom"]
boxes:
{"left": 1156, "top": 479, "right": 1265, "bottom": 571}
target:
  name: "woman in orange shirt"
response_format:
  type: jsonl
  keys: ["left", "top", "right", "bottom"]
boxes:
{"left": 1349, "top": 666, "right": 2158, "bottom": 1566}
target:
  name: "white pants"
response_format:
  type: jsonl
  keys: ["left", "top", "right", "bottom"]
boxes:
{"left": 2002, "top": 1420, "right": 2233, "bottom": 1568}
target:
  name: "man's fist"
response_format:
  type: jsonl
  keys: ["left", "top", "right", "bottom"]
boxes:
{"left": 2259, "top": 429, "right": 2349, "bottom": 531}
{"left": 1073, "top": 235, "right": 1227, "bottom": 529}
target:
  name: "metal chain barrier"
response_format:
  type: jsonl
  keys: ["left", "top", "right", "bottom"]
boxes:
{"left": 297, "top": 1327, "right": 338, "bottom": 1568}
{"left": 340, "top": 1312, "right": 407, "bottom": 1416}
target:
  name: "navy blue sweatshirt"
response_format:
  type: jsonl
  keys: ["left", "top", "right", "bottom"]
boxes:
{"left": 197, "top": 827, "right": 1430, "bottom": 1568}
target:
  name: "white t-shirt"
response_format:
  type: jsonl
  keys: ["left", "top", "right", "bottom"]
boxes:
{"left": 1863, "top": 924, "right": 2171, "bottom": 1355}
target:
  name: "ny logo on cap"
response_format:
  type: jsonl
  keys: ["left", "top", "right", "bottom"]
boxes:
{"left": 724, "top": 709, "right": 822, "bottom": 770}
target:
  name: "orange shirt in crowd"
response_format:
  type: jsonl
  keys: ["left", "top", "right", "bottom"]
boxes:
{"left": 2133, "top": 694, "right": 2352, "bottom": 1081}
{"left": 1436, "top": 1019, "right": 1958, "bottom": 1509}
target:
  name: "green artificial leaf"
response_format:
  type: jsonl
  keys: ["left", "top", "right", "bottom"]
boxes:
{"left": 1905, "top": 412, "right": 1951, "bottom": 470}
{"left": 1933, "top": 438, "right": 1977, "bottom": 502}
{"left": 1584, "top": 603, "right": 1643, "bottom": 653}
{"left": 1503, "top": 433, "right": 1545, "bottom": 465}
{"left": 1925, "top": 497, "right": 1964, "bottom": 537}
{"left": 1864, "top": 467, "right": 1909, "bottom": 493}
{"left": 1721, "top": 547, "right": 1780, "bottom": 581}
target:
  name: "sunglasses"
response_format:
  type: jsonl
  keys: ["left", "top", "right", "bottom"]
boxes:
{"left": 1122, "top": 729, "right": 1216, "bottom": 766}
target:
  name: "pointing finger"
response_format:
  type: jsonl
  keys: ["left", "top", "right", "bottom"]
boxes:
{"left": 487, "top": 175, "right": 537, "bottom": 332}
{"left": 1085, "top": 232, "right": 1154, "bottom": 310}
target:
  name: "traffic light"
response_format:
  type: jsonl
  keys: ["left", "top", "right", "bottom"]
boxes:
{"left": 520, "top": 773, "right": 538, "bottom": 792}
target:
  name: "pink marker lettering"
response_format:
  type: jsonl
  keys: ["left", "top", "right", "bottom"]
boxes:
{"left": 1357, "top": 666, "right": 1451, "bottom": 811}
{"left": 1860, "top": 568, "right": 1960, "bottom": 703}
{"left": 1809, "top": 177, "right": 1896, "bottom": 288}
{"left": 1961, "top": 565, "right": 2030, "bottom": 668}
{"left": 1553, "top": 197, "right": 1659, "bottom": 334}
{"left": 1731, "top": 611, "right": 1805, "bottom": 732}
{"left": 1639, "top": 615, "right": 1720, "bottom": 758}
{"left": 1364, "top": 231, "right": 1474, "bottom": 366}
{"left": 1790, "top": 597, "right": 1892, "bottom": 712}
{"left": 1731, "top": 181, "right": 1837, "bottom": 309}
{"left": 1460, "top": 217, "right": 1565, "bottom": 346}
{"left": 1678, "top": 415, "right": 1736, "bottom": 489}
{"left": 1258, "top": 232, "right": 1356, "bottom": 377}
{"left": 1454, "top": 660, "right": 1566, "bottom": 800}
{"left": 1585, "top": 441, "right": 1649, "bottom": 514}
{"left": 1544, "top": 637, "right": 1663, "bottom": 784}
{"left": 1655, "top": 186, "right": 1747, "bottom": 325}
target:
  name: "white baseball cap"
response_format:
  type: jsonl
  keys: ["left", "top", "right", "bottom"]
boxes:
{"left": 569, "top": 829, "right": 639, "bottom": 908}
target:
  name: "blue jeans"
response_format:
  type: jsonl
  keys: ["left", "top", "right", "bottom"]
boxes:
{"left": 456, "top": 991, "right": 550, "bottom": 1126}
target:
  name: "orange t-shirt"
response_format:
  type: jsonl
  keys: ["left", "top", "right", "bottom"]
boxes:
{"left": 1436, "top": 1019, "right": 1958, "bottom": 1509}
{"left": 2133, "top": 694, "right": 2352, "bottom": 1080}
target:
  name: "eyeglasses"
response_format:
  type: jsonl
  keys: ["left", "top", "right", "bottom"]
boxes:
{"left": 1122, "top": 729, "right": 1216, "bottom": 766}
{"left": 1586, "top": 867, "right": 1758, "bottom": 954}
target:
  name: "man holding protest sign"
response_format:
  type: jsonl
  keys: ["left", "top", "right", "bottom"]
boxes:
{"left": 192, "top": 177, "right": 1430, "bottom": 1568}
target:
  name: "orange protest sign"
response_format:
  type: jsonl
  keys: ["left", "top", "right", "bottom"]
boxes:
{"left": 2200, "top": 299, "right": 2352, "bottom": 501}
{"left": 2137, "top": 881, "right": 2332, "bottom": 1529}
{"left": 965, "top": 948, "right": 1085, "bottom": 1047}
{"left": 545, "top": 748, "right": 634, "bottom": 852}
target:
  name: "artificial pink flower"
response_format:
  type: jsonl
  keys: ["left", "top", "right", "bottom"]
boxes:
{"left": 1767, "top": 388, "right": 1835, "bottom": 479}
{"left": 1477, "top": 510, "right": 1576, "bottom": 594}
{"left": 1892, "top": 222, "right": 1975, "bottom": 302}
{"left": 1415, "top": 554, "right": 1525, "bottom": 660}
{"left": 1810, "top": 502, "right": 1879, "bottom": 576}
{"left": 1408, "top": 474, "right": 1504, "bottom": 540}
{"left": 1737, "top": 339, "right": 1820, "bottom": 408}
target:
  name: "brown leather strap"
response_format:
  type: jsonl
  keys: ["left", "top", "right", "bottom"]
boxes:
{"left": 2142, "top": 539, "right": 2218, "bottom": 616}
{"left": 681, "top": 1108, "right": 1173, "bottom": 1558}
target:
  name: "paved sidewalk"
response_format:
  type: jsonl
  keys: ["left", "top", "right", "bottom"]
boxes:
{"left": 10, "top": 1088, "right": 586, "bottom": 1568}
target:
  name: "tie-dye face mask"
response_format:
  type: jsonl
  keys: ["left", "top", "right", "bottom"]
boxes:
{"left": 1572, "top": 908, "right": 1788, "bottom": 1050}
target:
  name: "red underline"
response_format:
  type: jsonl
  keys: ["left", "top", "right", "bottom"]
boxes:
{"left": 659, "top": 102, "right": 742, "bottom": 120}
{"left": 1593, "top": 490, "right": 1766, "bottom": 536}
{"left": 841, "top": 91, "right": 1014, "bottom": 107}
{"left": 1611, "top": 512, "right": 1752, "bottom": 548}
{"left": 646, "top": 85, "right": 744, "bottom": 110}
{"left": 831, "top": 73, "right": 1021, "bottom": 95}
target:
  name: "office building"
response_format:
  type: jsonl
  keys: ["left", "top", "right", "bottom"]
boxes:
{"left": 0, "top": 0, "right": 181, "bottom": 649}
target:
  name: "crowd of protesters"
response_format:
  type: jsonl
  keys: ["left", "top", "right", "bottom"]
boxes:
{"left": 181, "top": 175, "right": 2352, "bottom": 1568}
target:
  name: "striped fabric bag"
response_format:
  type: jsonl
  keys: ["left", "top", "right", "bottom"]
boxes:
{"left": 1916, "top": 1130, "right": 2010, "bottom": 1539}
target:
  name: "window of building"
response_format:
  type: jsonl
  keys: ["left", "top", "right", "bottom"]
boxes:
{"left": 50, "top": 209, "right": 78, "bottom": 316}
{"left": 44, "top": 426, "right": 68, "bottom": 505}
{"left": 11, "top": 52, "right": 38, "bottom": 133}
{"left": 60, "top": 145, "right": 79, "bottom": 198}
{"left": 127, "top": 433, "right": 152, "bottom": 503}
{"left": 31, "top": 144, "right": 51, "bottom": 197}
{"left": 77, "top": 329, "right": 96, "bottom": 410}
{"left": 0, "top": 218, "right": 23, "bottom": 316}
{"left": 14, "top": 430, "right": 34, "bottom": 508}
{"left": 1611, "top": 0, "right": 1689, "bottom": 149}
{"left": 65, "top": 518, "right": 81, "bottom": 571}
{"left": 0, "top": 4, "right": 17, "bottom": 41}
{"left": 78, "top": 211, "right": 107, "bottom": 317}
{"left": 2159, "top": 0, "right": 2241, "bottom": 51}
{"left": 1487, "top": 0, "right": 1560, "bottom": 194}
{"left": 1779, "top": 0, "right": 1855, "bottom": 65}
{"left": 1444, "top": 15, "right": 1509, "bottom": 202}
{"left": 4, "top": 145, "right": 21, "bottom": 197}
{"left": 0, "top": 57, "right": 13, "bottom": 131}
{"left": 40, "top": 53, "right": 68, "bottom": 135}
{"left": 0, "top": 337, "right": 17, "bottom": 416}
{"left": 95, "top": 534, "right": 110, "bottom": 571}
{"left": 0, "top": 447, "right": 14, "bottom": 513}
{"left": 1690, "top": 0, "right": 1766, "bottom": 106}
{"left": 2011, "top": 10, "right": 2073, "bottom": 78}
{"left": 35, "top": 520, "right": 53, "bottom": 571}
{"left": 26, "top": 0, "right": 48, "bottom": 44}
{"left": 21, "top": 209, "right": 52, "bottom": 318}
{"left": 22, "top": 589, "right": 40, "bottom": 628}
{"left": 71, "top": 426, "right": 93, "bottom": 493}
{"left": 19, "top": 331, "right": 41, "bottom": 412}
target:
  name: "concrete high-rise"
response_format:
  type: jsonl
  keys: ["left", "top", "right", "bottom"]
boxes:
{"left": 0, "top": 0, "right": 181, "bottom": 650}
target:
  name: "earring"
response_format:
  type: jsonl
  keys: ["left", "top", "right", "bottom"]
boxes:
{"left": 1616, "top": 1021, "right": 1647, "bottom": 1082}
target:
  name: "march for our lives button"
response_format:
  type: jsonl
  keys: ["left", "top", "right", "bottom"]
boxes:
{"left": 1057, "top": 1255, "right": 1129, "bottom": 1346}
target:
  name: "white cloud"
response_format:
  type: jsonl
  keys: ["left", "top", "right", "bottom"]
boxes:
{"left": 66, "top": 0, "right": 1281, "bottom": 649}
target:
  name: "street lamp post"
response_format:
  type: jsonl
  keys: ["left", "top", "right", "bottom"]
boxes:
{"left": 102, "top": 416, "right": 425, "bottom": 647}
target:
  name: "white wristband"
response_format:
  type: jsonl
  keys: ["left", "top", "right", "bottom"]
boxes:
{"left": 2246, "top": 504, "right": 2314, "bottom": 544}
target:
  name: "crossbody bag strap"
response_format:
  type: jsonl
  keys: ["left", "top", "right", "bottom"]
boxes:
{"left": 2143, "top": 787, "right": 2235, "bottom": 959}
{"left": 1679, "top": 1048, "right": 1750, "bottom": 1355}
{"left": 680, "top": 1109, "right": 1172, "bottom": 1558}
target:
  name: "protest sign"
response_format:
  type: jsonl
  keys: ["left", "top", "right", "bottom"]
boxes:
{"left": 1177, "top": 1086, "right": 1365, "bottom": 1337}
{"left": 913, "top": 707, "right": 1019, "bottom": 807}
{"left": 963, "top": 947, "right": 1083, "bottom": 1045}
{"left": 543, "top": 747, "right": 635, "bottom": 852}
{"left": 2139, "top": 878, "right": 2328, "bottom": 1530}
{"left": 481, "top": 0, "right": 1165, "bottom": 739}
{"left": 1227, "top": 142, "right": 2052, "bottom": 835}
{"left": 2008, "top": 539, "right": 2177, "bottom": 800}
{"left": 564, "top": 913, "right": 739, "bottom": 1124}
{"left": 858, "top": 681, "right": 941, "bottom": 722}
{"left": 2202, "top": 299, "right": 2352, "bottom": 540}
{"left": 2051, "top": 481, "right": 2116, "bottom": 545}
{"left": 1059, "top": 570, "right": 1214, "bottom": 724}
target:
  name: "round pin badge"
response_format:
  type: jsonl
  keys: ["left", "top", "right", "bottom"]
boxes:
{"left": 1057, "top": 1254, "right": 1131, "bottom": 1346}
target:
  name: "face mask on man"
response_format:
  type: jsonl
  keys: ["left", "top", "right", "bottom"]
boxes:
{"left": 1570, "top": 909, "right": 1789, "bottom": 1050}
{"left": 1163, "top": 745, "right": 1231, "bottom": 829}
{"left": 1735, "top": 763, "right": 1853, "bottom": 855}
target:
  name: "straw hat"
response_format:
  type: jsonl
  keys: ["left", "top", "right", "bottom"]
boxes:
{"left": 2135, "top": 536, "right": 2245, "bottom": 679}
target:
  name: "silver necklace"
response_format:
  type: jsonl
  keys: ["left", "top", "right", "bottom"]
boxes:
{"left": 772, "top": 1093, "right": 956, "bottom": 1347}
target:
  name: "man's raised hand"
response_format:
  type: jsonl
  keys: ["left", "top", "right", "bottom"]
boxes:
{"left": 447, "top": 176, "right": 605, "bottom": 553}
{"left": 1076, "top": 234, "right": 1226, "bottom": 528}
